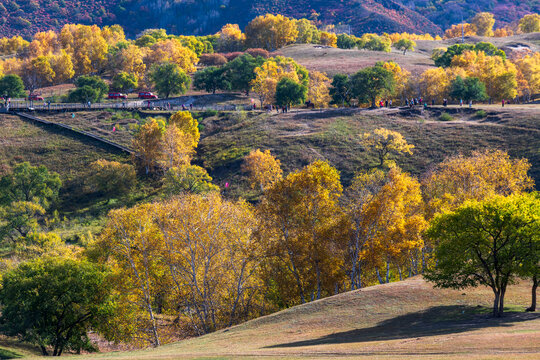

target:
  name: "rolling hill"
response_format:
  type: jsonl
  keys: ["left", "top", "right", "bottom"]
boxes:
{"left": 0, "top": 0, "right": 538, "bottom": 39}
{"left": 42, "top": 277, "right": 540, "bottom": 359}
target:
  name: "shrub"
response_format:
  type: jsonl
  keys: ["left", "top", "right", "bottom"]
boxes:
{"left": 439, "top": 113, "right": 454, "bottom": 121}
{"left": 220, "top": 52, "right": 244, "bottom": 61}
{"left": 88, "top": 160, "right": 137, "bottom": 197}
{"left": 475, "top": 110, "right": 487, "bottom": 118}
{"left": 199, "top": 53, "right": 228, "bottom": 66}
{"left": 245, "top": 48, "right": 270, "bottom": 58}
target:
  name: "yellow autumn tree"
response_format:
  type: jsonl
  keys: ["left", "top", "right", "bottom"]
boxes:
{"left": 0, "top": 36, "right": 29, "bottom": 55}
{"left": 21, "top": 56, "right": 55, "bottom": 92}
{"left": 319, "top": 32, "right": 337, "bottom": 47}
{"left": 519, "top": 14, "right": 540, "bottom": 33}
{"left": 245, "top": 14, "right": 299, "bottom": 50}
{"left": 59, "top": 24, "right": 109, "bottom": 75}
{"left": 514, "top": 52, "right": 540, "bottom": 100}
{"left": 250, "top": 58, "right": 302, "bottom": 106}
{"left": 154, "top": 193, "right": 262, "bottom": 333}
{"left": 444, "top": 23, "right": 477, "bottom": 39}
{"left": 257, "top": 161, "right": 344, "bottom": 304}
{"left": 98, "top": 203, "right": 164, "bottom": 347}
{"left": 159, "top": 125, "right": 195, "bottom": 171}
{"left": 419, "top": 67, "right": 451, "bottom": 103}
{"left": 422, "top": 149, "right": 534, "bottom": 219}
{"left": 168, "top": 111, "right": 200, "bottom": 147}
{"left": 132, "top": 118, "right": 165, "bottom": 174}
{"left": 307, "top": 70, "right": 331, "bottom": 108}
{"left": 50, "top": 50, "right": 75, "bottom": 84}
{"left": 493, "top": 27, "right": 514, "bottom": 37}
{"left": 146, "top": 39, "right": 198, "bottom": 73}
{"left": 380, "top": 61, "right": 410, "bottom": 103}
{"left": 217, "top": 24, "right": 246, "bottom": 52}
{"left": 471, "top": 12, "right": 495, "bottom": 37}
{"left": 117, "top": 44, "right": 146, "bottom": 79}
{"left": 242, "top": 149, "right": 283, "bottom": 191}
{"left": 361, "top": 128, "right": 414, "bottom": 168}
{"left": 27, "top": 30, "right": 58, "bottom": 57}
{"left": 450, "top": 50, "right": 518, "bottom": 100}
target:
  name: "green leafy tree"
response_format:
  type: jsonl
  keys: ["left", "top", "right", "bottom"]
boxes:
{"left": 223, "top": 54, "right": 265, "bottom": 95}
{"left": 0, "top": 162, "right": 61, "bottom": 208}
{"left": 337, "top": 34, "right": 359, "bottom": 49}
{"left": 0, "top": 258, "right": 115, "bottom": 356}
{"left": 111, "top": 72, "right": 138, "bottom": 92}
{"left": 435, "top": 43, "right": 505, "bottom": 67}
{"left": 351, "top": 66, "right": 395, "bottom": 108}
{"left": 449, "top": 76, "right": 488, "bottom": 102}
{"left": 425, "top": 194, "right": 540, "bottom": 317}
{"left": 74, "top": 75, "right": 109, "bottom": 100}
{"left": 394, "top": 38, "right": 416, "bottom": 55}
{"left": 193, "top": 66, "right": 231, "bottom": 94}
{"left": 150, "top": 62, "right": 191, "bottom": 98}
{"left": 329, "top": 74, "right": 353, "bottom": 106}
{"left": 68, "top": 86, "right": 100, "bottom": 104}
{"left": 0, "top": 74, "right": 26, "bottom": 98}
{"left": 275, "top": 77, "right": 307, "bottom": 108}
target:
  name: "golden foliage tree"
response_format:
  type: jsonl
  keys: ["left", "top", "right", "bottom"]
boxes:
{"left": 471, "top": 12, "right": 495, "bottom": 37}
{"left": 319, "top": 32, "right": 337, "bottom": 47}
{"left": 168, "top": 111, "right": 200, "bottom": 148}
{"left": 245, "top": 14, "right": 299, "bottom": 51}
{"left": 59, "top": 24, "right": 109, "bottom": 75}
{"left": 450, "top": 50, "right": 518, "bottom": 100}
{"left": 242, "top": 149, "right": 283, "bottom": 191}
{"left": 519, "top": 14, "right": 540, "bottom": 33}
{"left": 422, "top": 149, "right": 534, "bottom": 219}
{"left": 146, "top": 39, "right": 198, "bottom": 73}
{"left": 132, "top": 118, "right": 165, "bottom": 175}
{"left": 307, "top": 70, "right": 331, "bottom": 108}
{"left": 444, "top": 23, "right": 477, "bottom": 39}
{"left": 361, "top": 128, "right": 414, "bottom": 168}
{"left": 258, "top": 161, "right": 344, "bottom": 304}
{"left": 217, "top": 24, "right": 246, "bottom": 52}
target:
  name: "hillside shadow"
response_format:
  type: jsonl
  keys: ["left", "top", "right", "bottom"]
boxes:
{"left": 266, "top": 305, "right": 540, "bottom": 348}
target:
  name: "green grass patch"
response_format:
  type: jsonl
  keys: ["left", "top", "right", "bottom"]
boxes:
{"left": 0, "top": 348, "right": 23, "bottom": 359}
{"left": 439, "top": 113, "right": 454, "bottom": 122}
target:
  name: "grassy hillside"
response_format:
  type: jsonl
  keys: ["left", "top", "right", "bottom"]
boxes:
{"left": 1, "top": 0, "right": 537, "bottom": 38}
{"left": 277, "top": 33, "right": 540, "bottom": 76}
{"left": 59, "top": 277, "right": 540, "bottom": 359}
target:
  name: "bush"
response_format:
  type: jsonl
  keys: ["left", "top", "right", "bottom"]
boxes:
{"left": 220, "top": 52, "right": 244, "bottom": 61}
{"left": 245, "top": 48, "right": 270, "bottom": 58}
{"left": 199, "top": 53, "right": 228, "bottom": 66}
{"left": 439, "top": 113, "right": 454, "bottom": 121}
{"left": 88, "top": 160, "right": 136, "bottom": 197}
{"left": 475, "top": 110, "right": 487, "bottom": 118}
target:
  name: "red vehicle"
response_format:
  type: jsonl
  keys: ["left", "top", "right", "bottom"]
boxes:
{"left": 28, "top": 94, "right": 44, "bottom": 101}
{"left": 138, "top": 91, "right": 158, "bottom": 99}
{"left": 108, "top": 92, "right": 128, "bottom": 99}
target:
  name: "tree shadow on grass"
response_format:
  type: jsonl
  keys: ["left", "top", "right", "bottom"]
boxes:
{"left": 266, "top": 305, "right": 540, "bottom": 348}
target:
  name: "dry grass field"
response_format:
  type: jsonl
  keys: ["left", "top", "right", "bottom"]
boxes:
{"left": 277, "top": 33, "right": 540, "bottom": 76}
{"left": 11, "top": 277, "right": 535, "bottom": 360}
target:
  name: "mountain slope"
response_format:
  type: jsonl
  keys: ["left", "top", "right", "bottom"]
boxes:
{"left": 1, "top": 0, "right": 538, "bottom": 39}
{"left": 81, "top": 277, "right": 540, "bottom": 359}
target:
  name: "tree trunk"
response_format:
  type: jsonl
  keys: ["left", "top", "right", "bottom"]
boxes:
{"left": 375, "top": 267, "right": 384, "bottom": 284}
{"left": 493, "top": 290, "right": 501, "bottom": 317}
{"left": 40, "top": 346, "right": 49, "bottom": 356}
{"left": 498, "top": 287, "right": 506, "bottom": 317}
{"left": 385, "top": 261, "right": 390, "bottom": 283}
{"left": 526, "top": 275, "right": 538, "bottom": 312}
{"left": 316, "top": 262, "right": 322, "bottom": 300}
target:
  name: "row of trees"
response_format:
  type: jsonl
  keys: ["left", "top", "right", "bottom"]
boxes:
{"left": 0, "top": 135, "right": 538, "bottom": 353}
{"left": 444, "top": 12, "right": 540, "bottom": 39}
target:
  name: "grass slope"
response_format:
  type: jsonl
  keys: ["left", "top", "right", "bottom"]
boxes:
{"left": 277, "top": 33, "right": 540, "bottom": 76}
{"left": 71, "top": 277, "right": 540, "bottom": 359}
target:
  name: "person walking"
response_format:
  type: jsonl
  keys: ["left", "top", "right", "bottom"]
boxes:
{"left": 459, "top": 99, "right": 463, "bottom": 107}
{"left": 502, "top": 99, "right": 505, "bottom": 107}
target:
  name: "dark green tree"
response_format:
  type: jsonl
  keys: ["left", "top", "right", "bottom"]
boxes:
{"left": 450, "top": 76, "right": 488, "bottom": 102}
{"left": 68, "top": 86, "right": 100, "bottom": 104}
{"left": 150, "top": 62, "right": 191, "bottom": 98}
{"left": 0, "top": 74, "right": 26, "bottom": 98}
{"left": 275, "top": 77, "right": 307, "bottom": 108}
{"left": 193, "top": 66, "right": 231, "bottom": 94}
{"left": 111, "top": 72, "right": 138, "bottom": 92}
{"left": 0, "top": 162, "right": 61, "bottom": 208}
{"left": 74, "top": 75, "right": 108, "bottom": 101}
{"left": 329, "top": 74, "right": 353, "bottom": 106}
{"left": 425, "top": 194, "right": 540, "bottom": 317}
{"left": 0, "top": 258, "right": 115, "bottom": 356}
{"left": 223, "top": 54, "right": 265, "bottom": 95}
{"left": 351, "top": 66, "right": 395, "bottom": 108}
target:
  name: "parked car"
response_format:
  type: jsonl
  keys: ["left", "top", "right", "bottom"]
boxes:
{"left": 138, "top": 92, "right": 158, "bottom": 99}
{"left": 28, "top": 94, "right": 44, "bottom": 101}
{"left": 108, "top": 92, "right": 128, "bottom": 99}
